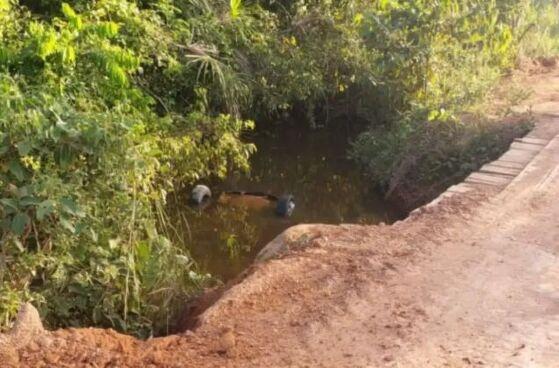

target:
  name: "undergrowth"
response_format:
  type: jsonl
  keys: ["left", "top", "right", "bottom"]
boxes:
{"left": 519, "top": 0, "right": 559, "bottom": 59}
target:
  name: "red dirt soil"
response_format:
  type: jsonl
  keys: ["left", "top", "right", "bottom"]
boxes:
{"left": 2, "top": 64, "right": 559, "bottom": 368}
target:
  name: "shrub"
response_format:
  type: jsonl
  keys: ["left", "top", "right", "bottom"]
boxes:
{"left": 0, "top": 0, "right": 253, "bottom": 337}
{"left": 350, "top": 0, "right": 540, "bottom": 208}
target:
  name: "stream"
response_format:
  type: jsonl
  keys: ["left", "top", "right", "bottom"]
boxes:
{"left": 170, "top": 124, "right": 402, "bottom": 281}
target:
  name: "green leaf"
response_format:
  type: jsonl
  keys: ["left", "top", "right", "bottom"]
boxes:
{"left": 59, "top": 217, "right": 75, "bottom": 233}
{"left": 9, "top": 160, "right": 26, "bottom": 181}
{"left": 37, "top": 31, "right": 57, "bottom": 60}
{"left": 16, "top": 141, "right": 33, "bottom": 156}
{"left": 36, "top": 200, "right": 55, "bottom": 221}
{"left": 16, "top": 185, "right": 31, "bottom": 197}
{"left": 70, "top": 16, "right": 83, "bottom": 30}
{"left": 74, "top": 222, "right": 86, "bottom": 235}
{"left": 0, "top": 140, "right": 9, "bottom": 155}
{"left": 56, "top": 145, "right": 74, "bottom": 169}
{"left": 62, "top": 46, "right": 76, "bottom": 64}
{"left": 353, "top": 13, "right": 364, "bottom": 25}
{"left": 20, "top": 196, "right": 39, "bottom": 207}
{"left": 60, "top": 197, "right": 76, "bottom": 212}
{"left": 98, "top": 22, "right": 120, "bottom": 38}
{"left": 11, "top": 213, "right": 30, "bottom": 235}
{"left": 107, "top": 62, "right": 127, "bottom": 86}
{"left": 61, "top": 3, "right": 77, "bottom": 19}
{"left": 427, "top": 110, "right": 439, "bottom": 121}
{"left": 0, "top": 198, "right": 19, "bottom": 212}
{"left": 60, "top": 197, "right": 84, "bottom": 217}
{"left": 136, "top": 242, "right": 151, "bottom": 267}
{"left": 230, "top": 0, "right": 242, "bottom": 19}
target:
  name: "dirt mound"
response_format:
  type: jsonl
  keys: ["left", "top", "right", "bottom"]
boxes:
{"left": 0, "top": 303, "right": 44, "bottom": 368}
{"left": 8, "top": 189, "right": 491, "bottom": 367}
{"left": 10, "top": 303, "right": 44, "bottom": 343}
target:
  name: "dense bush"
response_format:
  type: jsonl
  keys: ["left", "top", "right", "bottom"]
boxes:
{"left": 350, "top": 0, "right": 542, "bottom": 206}
{"left": 0, "top": 0, "right": 256, "bottom": 336}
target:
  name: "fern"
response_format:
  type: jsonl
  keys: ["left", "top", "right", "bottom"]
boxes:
{"left": 107, "top": 61, "right": 128, "bottom": 86}
{"left": 96, "top": 21, "right": 120, "bottom": 38}
{"left": 37, "top": 31, "right": 58, "bottom": 60}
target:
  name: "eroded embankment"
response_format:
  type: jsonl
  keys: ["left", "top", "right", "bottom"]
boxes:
{"left": 2, "top": 67, "right": 559, "bottom": 368}
{"left": 2, "top": 186, "right": 495, "bottom": 368}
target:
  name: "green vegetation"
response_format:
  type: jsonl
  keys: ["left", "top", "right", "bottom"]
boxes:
{"left": 0, "top": 0, "right": 256, "bottom": 336}
{"left": 520, "top": 0, "right": 559, "bottom": 59}
{"left": 0, "top": 0, "right": 556, "bottom": 336}
{"left": 350, "top": 0, "right": 544, "bottom": 208}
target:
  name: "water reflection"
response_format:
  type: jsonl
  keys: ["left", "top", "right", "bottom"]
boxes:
{"left": 169, "top": 125, "right": 401, "bottom": 281}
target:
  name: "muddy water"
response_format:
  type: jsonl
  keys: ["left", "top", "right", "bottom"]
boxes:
{"left": 170, "top": 125, "right": 401, "bottom": 281}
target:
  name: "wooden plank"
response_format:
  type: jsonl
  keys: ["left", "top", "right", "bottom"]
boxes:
{"left": 499, "top": 149, "right": 537, "bottom": 164}
{"left": 480, "top": 164, "right": 521, "bottom": 177}
{"left": 465, "top": 178, "right": 502, "bottom": 187}
{"left": 490, "top": 160, "right": 525, "bottom": 170}
{"left": 510, "top": 142, "right": 543, "bottom": 152}
{"left": 466, "top": 172, "right": 511, "bottom": 185}
{"left": 515, "top": 137, "right": 547, "bottom": 146}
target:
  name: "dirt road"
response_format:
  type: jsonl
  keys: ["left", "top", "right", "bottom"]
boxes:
{"left": 2, "top": 66, "right": 559, "bottom": 368}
